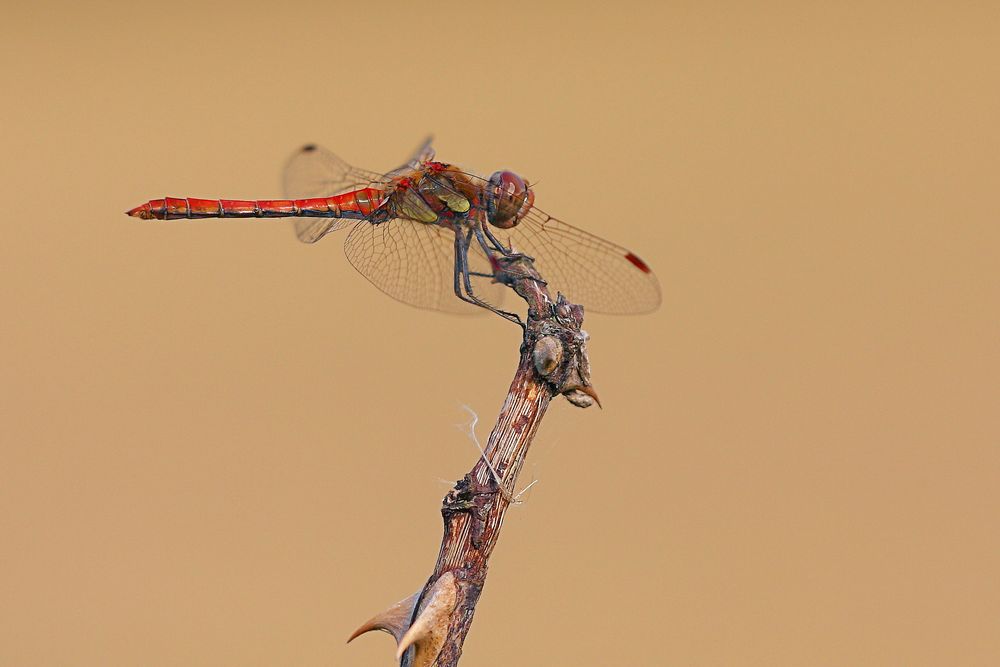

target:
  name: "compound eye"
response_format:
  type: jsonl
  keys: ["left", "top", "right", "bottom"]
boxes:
{"left": 485, "top": 170, "right": 530, "bottom": 229}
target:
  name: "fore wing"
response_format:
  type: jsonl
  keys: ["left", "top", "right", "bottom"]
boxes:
{"left": 498, "top": 206, "right": 662, "bottom": 314}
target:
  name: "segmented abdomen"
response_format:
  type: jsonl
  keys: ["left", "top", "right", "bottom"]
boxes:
{"left": 127, "top": 188, "right": 384, "bottom": 220}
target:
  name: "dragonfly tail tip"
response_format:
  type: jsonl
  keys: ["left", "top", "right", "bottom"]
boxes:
{"left": 126, "top": 204, "right": 152, "bottom": 219}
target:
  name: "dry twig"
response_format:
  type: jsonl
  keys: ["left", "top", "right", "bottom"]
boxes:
{"left": 348, "top": 252, "right": 599, "bottom": 666}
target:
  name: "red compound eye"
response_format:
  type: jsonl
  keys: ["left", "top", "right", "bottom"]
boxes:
{"left": 485, "top": 170, "right": 530, "bottom": 229}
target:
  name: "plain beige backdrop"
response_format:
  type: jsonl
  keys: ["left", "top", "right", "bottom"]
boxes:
{"left": 2, "top": 2, "right": 998, "bottom": 665}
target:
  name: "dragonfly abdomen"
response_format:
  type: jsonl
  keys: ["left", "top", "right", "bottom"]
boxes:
{"left": 126, "top": 188, "right": 385, "bottom": 220}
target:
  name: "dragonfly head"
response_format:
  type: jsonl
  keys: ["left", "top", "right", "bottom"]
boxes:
{"left": 485, "top": 170, "right": 534, "bottom": 229}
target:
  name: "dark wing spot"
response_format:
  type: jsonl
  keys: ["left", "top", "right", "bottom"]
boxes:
{"left": 301, "top": 144, "right": 317, "bottom": 152}
{"left": 625, "top": 252, "right": 652, "bottom": 274}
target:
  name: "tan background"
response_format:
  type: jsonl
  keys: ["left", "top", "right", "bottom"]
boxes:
{"left": 2, "top": 2, "right": 998, "bottom": 665}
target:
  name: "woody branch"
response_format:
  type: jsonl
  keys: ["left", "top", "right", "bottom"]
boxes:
{"left": 347, "top": 252, "right": 599, "bottom": 667}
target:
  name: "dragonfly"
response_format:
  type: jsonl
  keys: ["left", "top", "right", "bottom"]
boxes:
{"left": 127, "top": 138, "right": 661, "bottom": 324}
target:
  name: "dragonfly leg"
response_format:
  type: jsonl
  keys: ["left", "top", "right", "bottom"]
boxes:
{"left": 481, "top": 224, "right": 514, "bottom": 255}
{"left": 453, "top": 230, "right": 524, "bottom": 327}
{"left": 474, "top": 222, "right": 547, "bottom": 291}
{"left": 482, "top": 225, "right": 512, "bottom": 256}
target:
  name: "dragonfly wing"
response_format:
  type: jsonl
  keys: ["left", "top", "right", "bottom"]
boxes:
{"left": 343, "top": 219, "right": 505, "bottom": 315}
{"left": 282, "top": 144, "right": 387, "bottom": 243}
{"left": 498, "top": 207, "right": 662, "bottom": 314}
{"left": 404, "top": 135, "right": 435, "bottom": 168}
{"left": 382, "top": 136, "right": 436, "bottom": 181}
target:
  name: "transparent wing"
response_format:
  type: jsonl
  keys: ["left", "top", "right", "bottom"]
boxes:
{"left": 282, "top": 139, "right": 436, "bottom": 243}
{"left": 343, "top": 219, "right": 504, "bottom": 315}
{"left": 282, "top": 144, "right": 389, "bottom": 243}
{"left": 498, "top": 206, "right": 662, "bottom": 314}
{"left": 401, "top": 135, "right": 436, "bottom": 171}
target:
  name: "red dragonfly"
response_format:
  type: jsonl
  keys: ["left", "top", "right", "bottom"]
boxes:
{"left": 127, "top": 139, "right": 660, "bottom": 324}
